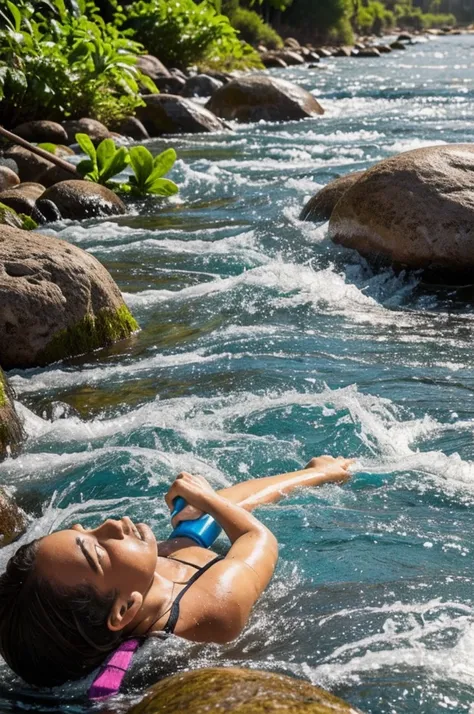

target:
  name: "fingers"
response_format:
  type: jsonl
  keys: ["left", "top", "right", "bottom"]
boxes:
{"left": 165, "top": 472, "right": 193, "bottom": 511}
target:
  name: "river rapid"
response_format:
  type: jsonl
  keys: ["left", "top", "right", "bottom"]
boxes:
{"left": 1, "top": 33, "right": 474, "bottom": 714}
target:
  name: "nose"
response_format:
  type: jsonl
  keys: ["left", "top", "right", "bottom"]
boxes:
{"left": 92, "top": 519, "right": 125, "bottom": 540}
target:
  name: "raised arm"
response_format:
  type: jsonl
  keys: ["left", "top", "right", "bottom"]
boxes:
{"left": 164, "top": 473, "right": 278, "bottom": 642}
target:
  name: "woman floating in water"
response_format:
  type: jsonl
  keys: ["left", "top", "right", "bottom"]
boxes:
{"left": 0, "top": 455, "right": 352, "bottom": 689}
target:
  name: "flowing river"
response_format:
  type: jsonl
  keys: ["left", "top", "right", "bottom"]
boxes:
{"left": 2, "top": 33, "right": 474, "bottom": 714}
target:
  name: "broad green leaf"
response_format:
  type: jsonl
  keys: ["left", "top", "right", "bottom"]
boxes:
{"left": 75, "top": 133, "right": 96, "bottom": 164}
{"left": 76, "top": 158, "right": 96, "bottom": 179}
{"left": 96, "top": 138, "right": 116, "bottom": 174}
{"left": 151, "top": 148, "right": 177, "bottom": 178}
{"left": 129, "top": 145, "right": 153, "bottom": 189}
{"left": 100, "top": 146, "right": 129, "bottom": 184}
{"left": 139, "top": 73, "right": 158, "bottom": 94}
{"left": 145, "top": 178, "right": 179, "bottom": 196}
{"left": 6, "top": 1, "right": 21, "bottom": 32}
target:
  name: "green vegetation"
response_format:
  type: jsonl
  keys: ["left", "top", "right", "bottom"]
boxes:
{"left": 0, "top": 202, "right": 38, "bottom": 230}
{"left": 37, "top": 305, "right": 139, "bottom": 364}
{"left": 227, "top": 7, "right": 283, "bottom": 48}
{"left": 124, "top": 0, "right": 261, "bottom": 70}
{"left": 75, "top": 133, "right": 179, "bottom": 198}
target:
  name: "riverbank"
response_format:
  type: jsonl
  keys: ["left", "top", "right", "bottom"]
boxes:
{"left": 1, "top": 32, "right": 474, "bottom": 714}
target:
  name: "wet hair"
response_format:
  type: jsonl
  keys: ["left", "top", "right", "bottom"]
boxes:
{"left": 0, "top": 539, "right": 123, "bottom": 687}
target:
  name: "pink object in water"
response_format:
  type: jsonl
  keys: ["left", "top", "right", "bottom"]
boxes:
{"left": 88, "top": 638, "right": 140, "bottom": 700}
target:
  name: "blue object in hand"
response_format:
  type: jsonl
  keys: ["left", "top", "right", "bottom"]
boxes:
{"left": 170, "top": 496, "right": 222, "bottom": 548}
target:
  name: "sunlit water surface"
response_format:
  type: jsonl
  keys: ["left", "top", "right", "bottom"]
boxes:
{"left": 2, "top": 34, "right": 474, "bottom": 714}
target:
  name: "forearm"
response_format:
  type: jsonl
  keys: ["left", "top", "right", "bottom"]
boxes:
{"left": 216, "top": 467, "right": 336, "bottom": 511}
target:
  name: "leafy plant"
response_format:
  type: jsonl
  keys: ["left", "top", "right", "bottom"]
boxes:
{"left": 76, "top": 133, "right": 179, "bottom": 198}
{"left": 124, "top": 0, "right": 261, "bottom": 71}
{"left": 229, "top": 7, "right": 283, "bottom": 48}
{"left": 128, "top": 146, "right": 178, "bottom": 197}
{"left": 76, "top": 133, "right": 130, "bottom": 184}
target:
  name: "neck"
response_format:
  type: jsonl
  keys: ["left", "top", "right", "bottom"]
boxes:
{"left": 125, "top": 571, "right": 175, "bottom": 637}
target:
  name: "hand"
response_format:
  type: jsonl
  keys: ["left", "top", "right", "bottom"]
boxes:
{"left": 165, "top": 472, "right": 216, "bottom": 526}
{"left": 304, "top": 455, "right": 355, "bottom": 484}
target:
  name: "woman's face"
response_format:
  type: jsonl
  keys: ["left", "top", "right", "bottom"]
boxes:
{"left": 36, "top": 517, "right": 158, "bottom": 598}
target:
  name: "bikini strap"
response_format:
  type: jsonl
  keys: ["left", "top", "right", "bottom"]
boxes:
{"left": 163, "top": 555, "right": 224, "bottom": 635}
{"left": 166, "top": 555, "right": 202, "bottom": 569}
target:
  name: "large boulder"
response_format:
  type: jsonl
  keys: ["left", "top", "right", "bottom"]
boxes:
{"left": 0, "top": 226, "right": 139, "bottom": 368}
{"left": 329, "top": 144, "right": 474, "bottom": 272}
{"left": 127, "top": 668, "right": 362, "bottom": 714}
{"left": 301, "top": 171, "right": 366, "bottom": 222}
{"left": 42, "top": 180, "right": 126, "bottom": 220}
{"left": 13, "top": 121, "right": 68, "bottom": 145}
{"left": 136, "top": 54, "right": 170, "bottom": 80}
{"left": 62, "top": 118, "right": 111, "bottom": 145}
{"left": 137, "top": 94, "right": 228, "bottom": 136}
{"left": 206, "top": 75, "right": 325, "bottom": 123}
{"left": 0, "top": 367, "right": 25, "bottom": 463}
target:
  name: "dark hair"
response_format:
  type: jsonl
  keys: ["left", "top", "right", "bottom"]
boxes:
{"left": 0, "top": 539, "right": 123, "bottom": 687}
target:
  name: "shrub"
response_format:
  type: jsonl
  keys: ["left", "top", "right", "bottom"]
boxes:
{"left": 124, "top": 0, "right": 261, "bottom": 71}
{"left": 0, "top": 0, "right": 155, "bottom": 127}
{"left": 229, "top": 7, "right": 283, "bottom": 49}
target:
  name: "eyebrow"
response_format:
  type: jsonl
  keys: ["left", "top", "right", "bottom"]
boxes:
{"left": 76, "top": 537, "right": 99, "bottom": 574}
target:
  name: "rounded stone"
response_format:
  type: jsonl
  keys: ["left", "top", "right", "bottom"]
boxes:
{"left": 137, "top": 94, "right": 228, "bottom": 136}
{"left": 62, "top": 118, "right": 111, "bottom": 146}
{"left": 154, "top": 76, "right": 186, "bottom": 94}
{"left": 0, "top": 367, "right": 25, "bottom": 465}
{"left": 273, "top": 49, "right": 305, "bottom": 65}
{"left": 206, "top": 75, "right": 325, "bottom": 123}
{"left": 115, "top": 117, "right": 150, "bottom": 141}
{"left": 0, "top": 225, "right": 139, "bottom": 368}
{"left": 127, "top": 668, "right": 363, "bottom": 714}
{"left": 0, "top": 183, "right": 45, "bottom": 221}
{"left": 3, "top": 146, "right": 54, "bottom": 183}
{"left": 0, "top": 167, "right": 20, "bottom": 193}
{"left": 137, "top": 54, "right": 170, "bottom": 80}
{"left": 13, "top": 120, "right": 68, "bottom": 145}
{"left": 0, "top": 487, "right": 27, "bottom": 546}
{"left": 42, "top": 180, "right": 126, "bottom": 220}
{"left": 261, "top": 53, "right": 288, "bottom": 68}
{"left": 301, "top": 171, "right": 366, "bottom": 222}
{"left": 183, "top": 74, "right": 223, "bottom": 98}
{"left": 329, "top": 144, "right": 474, "bottom": 272}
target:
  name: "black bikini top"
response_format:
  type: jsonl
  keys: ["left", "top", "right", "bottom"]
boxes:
{"left": 162, "top": 555, "right": 225, "bottom": 635}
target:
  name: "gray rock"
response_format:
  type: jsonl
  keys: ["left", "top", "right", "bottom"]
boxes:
{"left": 127, "top": 667, "right": 363, "bottom": 714}
{"left": 137, "top": 94, "right": 228, "bottom": 136}
{"left": 154, "top": 76, "right": 186, "bottom": 94}
{"left": 301, "top": 171, "right": 366, "bottom": 222}
{"left": 206, "top": 75, "right": 325, "bottom": 123}
{"left": 0, "top": 183, "right": 45, "bottom": 221}
{"left": 183, "top": 74, "right": 223, "bottom": 98}
{"left": 42, "top": 180, "right": 126, "bottom": 220}
{"left": 36, "top": 198, "right": 62, "bottom": 222}
{"left": 390, "top": 41, "right": 407, "bottom": 50}
{"left": 284, "top": 37, "right": 301, "bottom": 50}
{"left": 315, "top": 48, "right": 333, "bottom": 57}
{"left": 62, "top": 118, "right": 111, "bottom": 145}
{"left": 4, "top": 146, "right": 54, "bottom": 183}
{"left": 356, "top": 47, "right": 381, "bottom": 57}
{"left": 376, "top": 44, "right": 392, "bottom": 53}
{"left": 116, "top": 117, "right": 150, "bottom": 141}
{"left": 329, "top": 144, "right": 474, "bottom": 272}
{"left": 272, "top": 50, "right": 305, "bottom": 65}
{"left": 137, "top": 54, "right": 170, "bottom": 80}
{"left": 13, "top": 120, "right": 68, "bottom": 144}
{"left": 260, "top": 53, "right": 288, "bottom": 68}
{"left": 0, "top": 167, "right": 20, "bottom": 193}
{"left": 334, "top": 46, "right": 352, "bottom": 57}
{"left": 0, "top": 225, "right": 139, "bottom": 368}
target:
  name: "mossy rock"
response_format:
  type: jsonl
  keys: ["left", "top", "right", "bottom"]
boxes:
{"left": 0, "top": 367, "right": 25, "bottom": 462}
{"left": 128, "top": 668, "right": 363, "bottom": 714}
{"left": 0, "top": 226, "right": 139, "bottom": 368}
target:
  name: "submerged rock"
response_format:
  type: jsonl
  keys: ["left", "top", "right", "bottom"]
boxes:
{"left": 127, "top": 668, "right": 363, "bottom": 714}
{"left": 301, "top": 171, "right": 366, "bottom": 222}
{"left": 0, "top": 226, "right": 139, "bottom": 368}
{"left": 329, "top": 144, "right": 474, "bottom": 272}
{"left": 42, "top": 180, "right": 126, "bottom": 220}
{"left": 206, "top": 75, "right": 324, "bottom": 123}
{"left": 137, "top": 94, "right": 228, "bottom": 136}
{"left": 0, "top": 367, "right": 25, "bottom": 465}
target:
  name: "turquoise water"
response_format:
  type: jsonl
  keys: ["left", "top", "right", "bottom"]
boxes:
{"left": 2, "top": 34, "right": 474, "bottom": 714}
